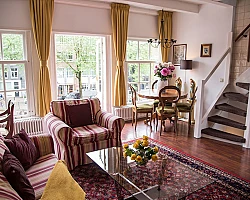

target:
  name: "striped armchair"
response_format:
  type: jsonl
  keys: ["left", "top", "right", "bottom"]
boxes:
{"left": 44, "top": 98, "right": 125, "bottom": 171}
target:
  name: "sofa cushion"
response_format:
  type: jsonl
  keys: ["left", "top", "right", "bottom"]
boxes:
{"left": 2, "top": 150, "right": 35, "bottom": 200}
{"left": 66, "top": 103, "right": 93, "bottom": 128}
{"left": 40, "top": 160, "right": 85, "bottom": 200}
{"left": 50, "top": 98, "right": 101, "bottom": 124}
{"left": 72, "top": 124, "right": 111, "bottom": 145}
{"left": 26, "top": 153, "right": 58, "bottom": 200}
{"left": 0, "top": 135, "right": 9, "bottom": 162}
{"left": 4, "top": 129, "right": 39, "bottom": 170}
{"left": 0, "top": 171, "right": 22, "bottom": 200}
{"left": 26, "top": 153, "right": 58, "bottom": 199}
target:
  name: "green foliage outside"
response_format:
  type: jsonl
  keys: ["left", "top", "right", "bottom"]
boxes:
{"left": 55, "top": 35, "right": 99, "bottom": 98}
{"left": 2, "top": 34, "right": 24, "bottom": 60}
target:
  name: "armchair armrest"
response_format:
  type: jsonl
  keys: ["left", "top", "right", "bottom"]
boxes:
{"left": 29, "top": 133, "right": 54, "bottom": 157}
{"left": 44, "top": 113, "right": 73, "bottom": 146}
{"left": 95, "top": 110, "right": 125, "bottom": 138}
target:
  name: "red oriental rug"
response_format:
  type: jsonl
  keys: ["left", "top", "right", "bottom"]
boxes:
{"left": 71, "top": 138, "right": 250, "bottom": 200}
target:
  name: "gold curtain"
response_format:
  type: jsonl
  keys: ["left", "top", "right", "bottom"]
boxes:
{"left": 29, "top": 0, "right": 54, "bottom": 117}
{"left": 111, "top": 3, "right": 130, "bottom": 106}
{"left": 158, "top": 10, "right": 173, "bottom": 62}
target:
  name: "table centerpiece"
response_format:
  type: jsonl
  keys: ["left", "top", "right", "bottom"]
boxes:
{"left": 154, "top": 62, "right": 175, "bottom": 90}
{"left": 123, "top": 135, "right": 158, "bottom": 166}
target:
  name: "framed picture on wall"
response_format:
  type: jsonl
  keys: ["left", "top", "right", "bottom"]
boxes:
{"left": 173, "top": 44, "right": 187, "bottom": 66}
{"left": 200, "top": 44, "right": 212, "bottom": 57}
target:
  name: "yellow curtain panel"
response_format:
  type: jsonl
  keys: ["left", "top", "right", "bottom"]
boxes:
{"left": 111, "top": 3, "right": 130, "bottom": 106}
{"left": 29, "top": 0, "right": 54, "bottom": 117}
{"left": 158, "top": 10, "right": 173, "bottom": 62}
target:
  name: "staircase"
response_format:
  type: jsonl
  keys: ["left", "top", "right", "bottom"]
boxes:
{"left": 201, "top": 82, "right": 250, "bottom": 144}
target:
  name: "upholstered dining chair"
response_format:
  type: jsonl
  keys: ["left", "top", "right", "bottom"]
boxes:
{"left": 177, "top": 87, "right": 198, "bottom": 133}
{"left": 129, "top": 84, "right": 154, "bottom": 130}
{"left": 155, "top": 86, "right": 180, "bottom": 135}
{"left": 0, "top": 100, "right": 14, "bottom": 139}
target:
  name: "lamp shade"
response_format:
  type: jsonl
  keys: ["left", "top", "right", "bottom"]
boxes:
{"left": 180, "top": 60, "right": 192, "bottom": 70}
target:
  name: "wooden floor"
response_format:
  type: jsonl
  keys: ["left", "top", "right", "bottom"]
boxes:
{"left": 121, "top": 119, "right": 250, "bottom": 181}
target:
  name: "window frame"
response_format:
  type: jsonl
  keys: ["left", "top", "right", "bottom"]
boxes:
{"left": 50, "top": 32, "right": 110, "bottom": 111}
{"left": 125, "top": 38, "right": 160, "bottom": 105}
{"left": 0, "top": 30, "right": 35, "bottom": 118}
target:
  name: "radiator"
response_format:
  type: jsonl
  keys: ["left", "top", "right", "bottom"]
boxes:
{"left": 112, "top": 106, "right": 146, "bottom": 121}
{"left": 0, "top": 117, "right": 44, "bottom": 136}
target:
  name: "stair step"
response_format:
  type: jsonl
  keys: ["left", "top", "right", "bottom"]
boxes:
{"left": 201, "top": 128, "right": 246, "bottom": 143}
{"left": 208, "top": 115, "right": 246, "bottom": 130}
{"left": 236, "top": 82, "right": 250, "bottom": 91}
{"left": 215, "top": 103, "right": 247, "bottom": 117}
{"left": 223, "top": 92, "right": 248, "bottom": 104}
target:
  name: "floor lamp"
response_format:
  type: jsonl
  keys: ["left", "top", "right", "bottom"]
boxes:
{"left": 179, "top": 60, "right": 192, "bottom": 120}
{"left": 180, "top": 60, "right": 192, "bottom": 92}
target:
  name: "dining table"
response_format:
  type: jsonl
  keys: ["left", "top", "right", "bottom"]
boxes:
{"left": 137, "top": 88, "right": 188, "bottom": 100}
{"left": 137, "top": 88, "right": 188, "bottom": 127}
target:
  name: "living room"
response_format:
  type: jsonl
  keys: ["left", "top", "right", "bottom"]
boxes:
{"left": 0, "top": 0, "right": 250, "bottom": 199}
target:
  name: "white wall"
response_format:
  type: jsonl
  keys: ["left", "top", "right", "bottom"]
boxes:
{"left": 0, "top": 0, "right": 233, "bottom": 112}
{"left": 172, "top": 4, "right": 233, "bottom": 114}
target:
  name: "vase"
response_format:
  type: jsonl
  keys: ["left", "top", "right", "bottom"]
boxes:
{"left": 135, "top": 158, "right": 148, "bottom": 166}
{"left": 157, "top": 79, "right": 169, "bottom": 91}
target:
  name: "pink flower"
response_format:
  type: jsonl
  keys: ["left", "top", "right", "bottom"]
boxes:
{"left": 169, "top": 65, "right": 175, "bottom": 71}
{"left": 160, "top": 68, "right": 171, "bottom": 76}
{"left": 154, "top": 65, "right": 159, "bottom": 69}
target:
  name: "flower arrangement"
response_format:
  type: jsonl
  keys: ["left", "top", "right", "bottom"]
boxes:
{"left": 123, "top": 135, "right": 158, "bottom": 166}
{"left": 154, "top": 62, "right": 175, "bottom": 81}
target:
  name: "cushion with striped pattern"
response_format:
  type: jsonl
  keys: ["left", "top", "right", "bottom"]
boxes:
{"left": 0, "top": 136, "right": 9, "bottom": 162}
{"left": 72, "top": 124, "right": 111, "bottom": 145}
{"left": 29, "top": 133, "right": 55, "bottom": 157}
{"left": 0, "top": 171, "right": 22, "bottom": 200}
{"left": 50, "top": 98, "right": 101, "bottom": 125}
{"left": 26, "top": 153, "right": 58, "bottom": 200}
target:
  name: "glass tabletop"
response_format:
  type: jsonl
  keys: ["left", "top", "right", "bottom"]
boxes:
{"left": 87, "top": 147, "right": 214, "bottom": 200}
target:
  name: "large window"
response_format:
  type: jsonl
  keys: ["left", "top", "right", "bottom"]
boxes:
{"left": 54, "top": 34, "right": 105, "bottom": 102}
{"left": 126, "top": 39, "right": 160, "bottom": 104}
{"left": 0, "top": 31, "right": 33, "bottom": 117}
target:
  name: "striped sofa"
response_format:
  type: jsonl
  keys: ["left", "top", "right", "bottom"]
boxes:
{"left": 0, "top": 133, "right": 57, "bottom": 200}
{"left": 44, "top": 98, "right": 125, "bottom": 171}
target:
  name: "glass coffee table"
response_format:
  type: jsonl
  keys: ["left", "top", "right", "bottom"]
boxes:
{"left": 87, "top": 146, "right": 214, "bottom": 200}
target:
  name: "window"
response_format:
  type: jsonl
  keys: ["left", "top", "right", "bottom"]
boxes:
{"left": 126, "top": 39, "right": 160, "bottom": 104}
{"left": 0, "top": 31, "right": 34, "bottom": 117}
{"left": 54, "top": 34, "right": 105, "bottom": 101}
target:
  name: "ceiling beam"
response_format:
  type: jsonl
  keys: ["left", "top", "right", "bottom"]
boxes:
{"left": 56, "top": 0, "right": 200, "bottom": 14}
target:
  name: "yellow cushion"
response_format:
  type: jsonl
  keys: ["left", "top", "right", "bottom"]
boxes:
{"left": 156, "top": 106, "right": 176, "bottom": 114}
{"left": 40, "top": 160, "right": 85, "bottom": 200}
{"left": 137, "top": 104, "right": 153, "bottom": 109}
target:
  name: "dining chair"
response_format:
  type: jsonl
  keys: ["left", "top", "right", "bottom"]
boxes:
{"left": 129, "top": 84, "right": 153, "bottom": 131}
{"left": 177, "top": 87, "right": 198, "bottom": 133}
{"left": 152, "top": 80, "right": 159, "bottom": 112}
{"left": 155, "top": 86, "right": 180, "bottom": 136}
{"left": 0, "top": 100, "right": 14, "bottom": 139}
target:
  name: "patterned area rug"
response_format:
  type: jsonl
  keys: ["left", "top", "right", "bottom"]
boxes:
{"left": 71, "top": 138, "right": 250, "bottom": 200}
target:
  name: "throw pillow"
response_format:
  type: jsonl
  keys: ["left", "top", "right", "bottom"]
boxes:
{"left": 40, "top": 160, "right": 86, "bottom": 200}
{"left": 4, "top": 129, "right": 39, "bottom": 170}
{"left": 2, "top": 150, "right": 35, "bottom": 200}
{"left": 65, "top": 103, "right": 93, "bottom": 128}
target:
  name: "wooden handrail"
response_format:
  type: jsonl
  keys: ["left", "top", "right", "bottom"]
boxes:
{"left": 204, "top": 47, "right": 231, "bottom": 83}
{"left": 235, "top": 23, "right": 250, "bottom": 42}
